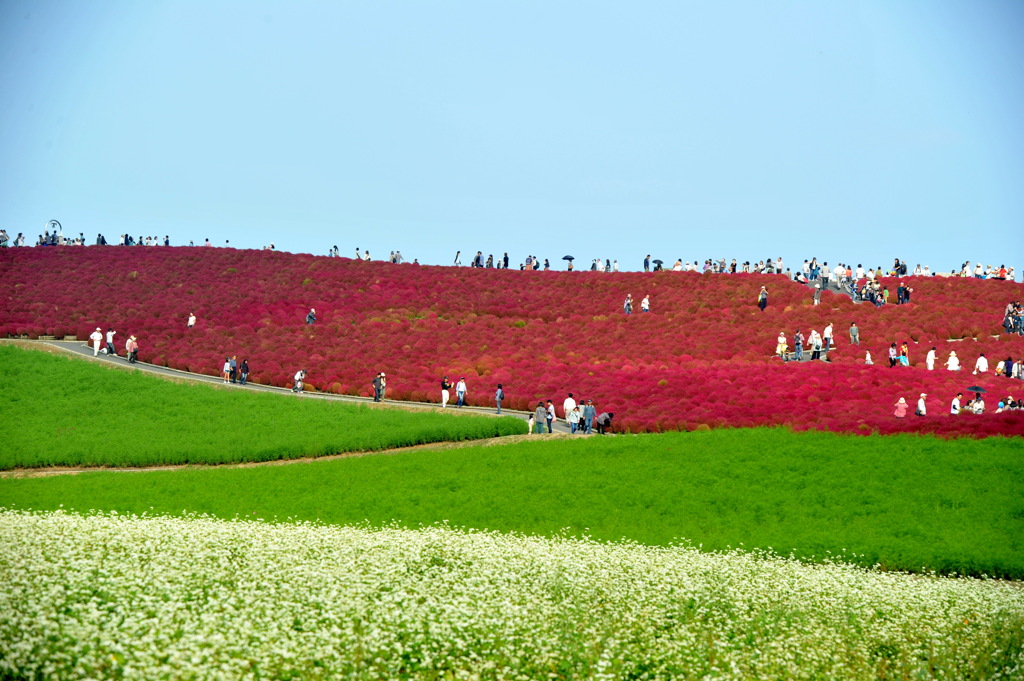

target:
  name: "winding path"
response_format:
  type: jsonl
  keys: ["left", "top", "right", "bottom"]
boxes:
{"left": 3, "top": 339, "right": 580, "bottom": 477}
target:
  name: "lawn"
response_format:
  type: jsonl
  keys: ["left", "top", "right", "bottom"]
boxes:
{"left": 0, "top": 344, "right": 524, "bottom": 469}
{"left": 5, "top": 427, "right": 1022, "bottom": 578}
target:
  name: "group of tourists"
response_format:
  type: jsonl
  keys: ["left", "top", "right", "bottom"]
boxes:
{"left": 896, "top": 390, "right": 1021, "bottom": 418}
{"left": 622, "top": 294, "right": 651, "bottom": 314}
{"left": 87, "top": 326, "right": 139, "bottom": 363}
{"left": 221, "top": 356, "right": 250, "bottom": 385}
{"left": 775, "top": 322, "right": 857, "bottom": 362}
{"left": 527, "top": 393, "right": 612, "bottom": 435}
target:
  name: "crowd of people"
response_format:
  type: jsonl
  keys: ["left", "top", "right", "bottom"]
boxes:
{"left": 896, "top": 390, "right": 1021, "bottom": 418}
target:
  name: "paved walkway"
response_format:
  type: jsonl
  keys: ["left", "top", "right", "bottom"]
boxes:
{"left": 17, "top": 339, "right": 574, "bottom": 434}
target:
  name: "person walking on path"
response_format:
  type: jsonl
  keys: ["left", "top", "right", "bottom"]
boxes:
{"left": 757, "top": 286, "right": 768, "bottom": 311}
{"left": 456, "top": 377, "right": 467, "bottom": 407}
{"left": 849, "top": 322, "right": 860, "bottom": 345}
{"left": 563, "top": 393, "right": 577, "bottom": 420}
{"left": 292, "top": 369, "right": 306, "bottom": 393}
{"left": 916, "top": 393, "right": 927, "bottom": 416}
{"left": 894, "top": 397, "right": 909, "bottom": 418}
{"left": 222, "top": 358, "right": 231, "bottom": 383}
{"left": 89, "top": 327, "right": 103, "bottom": 356}
{"left": 229, "top": 356, "right": 238, "bottom": 384}
{"left": 813, "top": 284, "right": 821, "bottom": 306}
{"left": 440, "top": 376, "right": 452, "bottom": 408}
{"left": 546, "top": 400, "right": 555, "bottom": 433}
{"left": 534, "top": 402, "right": 547, "bottom": 434}
{"left": 125, "top": 336, "right": 139, "bottom": 363}
{"left": 583, "top": 399, "right": 596, "bottom": 434}
{"left": 105, "top": 328, "right": 117, "bottom": 356}
{"left": 568, "top": 406, "right": 581, "bottom": 433}
{"left": 372, "top": 372, "right": 383, "bottom": 402}
{"left": 793, "top": 329, "right": 804, "bottom": 361}
{"left": 495, "top": 384, "right": 505, "bottom": 414}
{"left": 240, "top": 359, "right": 250, "bottom": 385}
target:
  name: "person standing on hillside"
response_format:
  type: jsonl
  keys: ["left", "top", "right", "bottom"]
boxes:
{"left": 502, "top": 252, "right": 509, "bottom": 269}
{"left": 644, "top": 255, "right": 651, "bottom": 272}
{"left": 105, "top": 328, "right": 117, "bottom": 356}
{"left": 187, "top": 312, "right": 196, "bottom": 330}
{"left": 893, "top": 397, "right": 908, "bottom": 418}
{"left": 305, "top": 308, "right": 316, "bottom": 325}
{"left": 456, "top": 377, "right": 467, "bottom": 407}
{"left": 916, "top": 393, "right": 927, "bottom": 417}
{"left": 453, "top": 250, "right": 461, "bottom": 266}
{"left": 823, "top": 323, "right": 834, "bottom": 352}
{"left": 757, "top": 286, "right": 768, "bottom": 311}
{"left": 495, "top": 384, "right": 505, "bottom": 414}
{"left": 440, "top": 376, "right": 452, "bottom": 408}
{"left": 849, "top": 322, "right": 860, "bottom": 345}
{"left": 623, "top": 294, "right": 633, "bottom": 315}
{"left": 89, "top": 327, "right": 103, "bottom": 356}
{"left": 973, "top": 353, "right": 989, "bottom": 374}
{"left": 926, "top": 347, "right": 937, "bottom": 371}
{"left": 813, "top": 284, "right": 821, "bottom": 306}
{"left": 951, "top": 392, "right": 962, "bottom": 414}
{"left": 793, "top": 329, "right": 804, "bottom": 361}
{"left": 641, "top": 295, "right": 650, "bottom": 313}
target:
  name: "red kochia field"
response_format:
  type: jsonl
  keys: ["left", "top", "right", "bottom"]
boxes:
{"left": 3, "top": 247, "right": 1023, "bottom": 437}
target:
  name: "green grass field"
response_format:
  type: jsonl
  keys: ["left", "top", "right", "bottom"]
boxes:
{"left": 5, "top": 427, "right": 1022, "bottom": 578}
{"left": 0, "top": 344, "right": 524, "bottom": 469}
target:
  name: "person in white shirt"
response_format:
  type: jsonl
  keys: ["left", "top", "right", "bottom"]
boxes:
{"left": 972, "top": 395, "right": 985, "bottom": 414}
{"left": 641, "top": 295, "right": 650, "bottom": 312}
{"left": 945, "top": 351, "right": 960, "bottom": 371}
{"left": 187, "top": 312, "right": 196, "bottom": 329}
{"left": 974, "top": 263, "right": 984, "bottom": 278}
{"left": 89, "top": 327, "right": 103, "bottom": 356}
{"left": 612, "top": 260, "right": 619, "bottom": 272}
{"left": 951, "top": 393, "right": 962, "bottom": 414}
{"left": 105, "top": 328, "right": 117, "bottom": 356}
{"left": 823, "top": 323, "right": 834, "bottom": 352}
{"left": 926, "top": 347, "right": 937, "bottom": 371}
{"left": 973, "top": 354, "right": 989, "bottom": 374}
{"left": 855, "top": 264, "right": 864, "bottom": 279}
{"left": 916, "top": 393, "right": 927, "bottom": 416}
{"left": 563, "top": 393, "right": 577, "bottom": 420}
{"left": 456, "top": 378, "right": 468, "bottom": 407}
{"left": 923, "top": 266, "right": 931, "bottom": 276}
{"left": 913, "top": 264, "right": 922, "bottom": 276}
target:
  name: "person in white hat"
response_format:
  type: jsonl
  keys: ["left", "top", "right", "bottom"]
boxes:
{"left": 89, "top": 327, "right": 103, "bottom": 356}
{"left": 916, "top": 393, "right": 927, "bottom": 417}
{"left": 945, "top": 351, "right": 960, "bottom": 371}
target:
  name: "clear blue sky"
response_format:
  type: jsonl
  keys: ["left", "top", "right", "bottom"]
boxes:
{"left": 2, "top": 1, "right": 1022, "bottom": 274}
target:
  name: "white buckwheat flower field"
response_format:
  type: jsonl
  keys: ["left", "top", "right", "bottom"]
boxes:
{"left": 1, "top": 510, "right": 1022, "bottom": 680}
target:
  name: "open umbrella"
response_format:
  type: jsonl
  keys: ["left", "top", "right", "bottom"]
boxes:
{"left": 562, "top": 255, "right": 574, "bottom": 261}
{"left": 652, "top": 259, "right": 664, "bottom": 265}
{"left": 966, "top": 386, "right": 987, "bottom": 393}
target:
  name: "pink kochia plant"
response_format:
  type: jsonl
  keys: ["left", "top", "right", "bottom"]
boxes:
{"left": 2, "top": 247, "right": 1023, "bottom": 437}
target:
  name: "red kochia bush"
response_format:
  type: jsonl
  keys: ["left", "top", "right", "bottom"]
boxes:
{"left": 2, "top": 247, "right": 1023, "bottom": 438}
